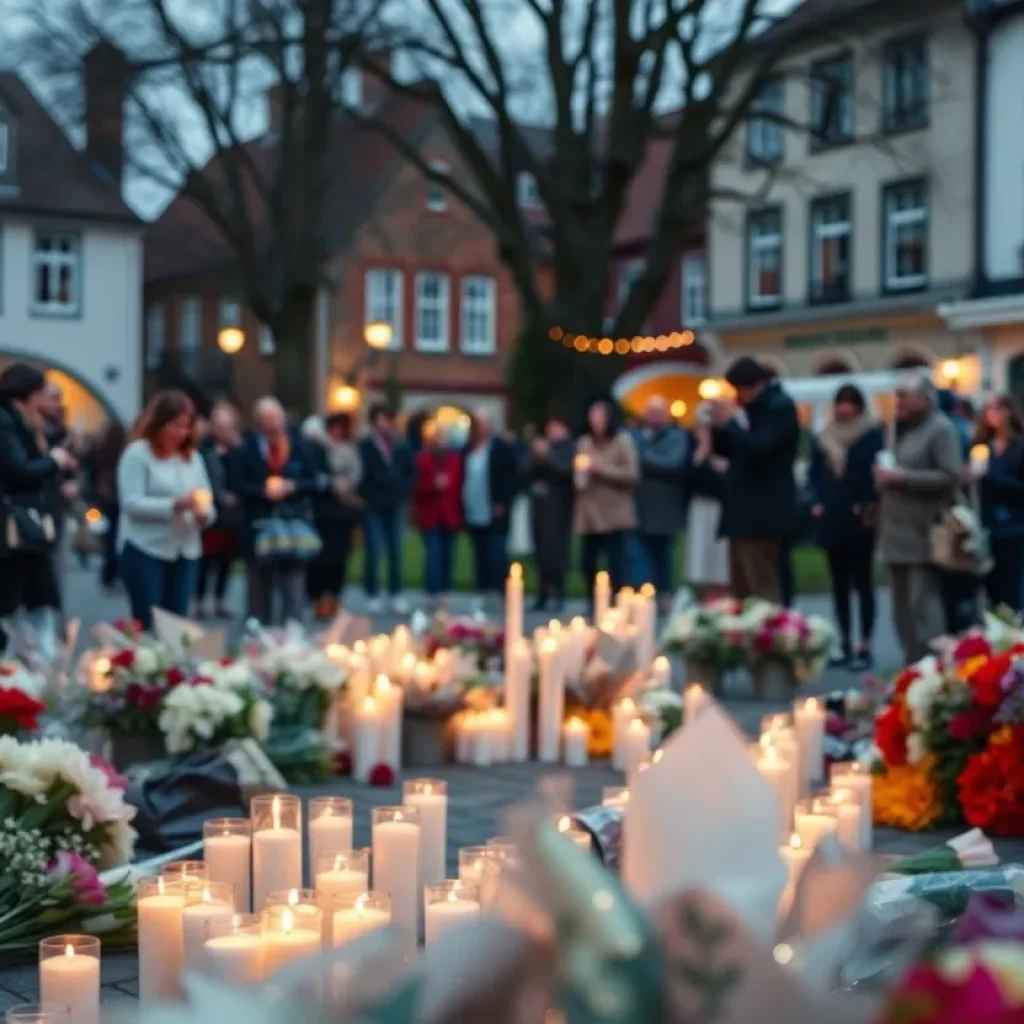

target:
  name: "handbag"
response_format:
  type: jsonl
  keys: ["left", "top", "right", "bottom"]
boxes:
{"left": 253, "top": 508, "right": 323, "bottom": 564}
{"left": 930, "top": 499, "right": 993, "bottom": 577}
{"left": 1, "top": 498, "right": 56, "bottom": 556}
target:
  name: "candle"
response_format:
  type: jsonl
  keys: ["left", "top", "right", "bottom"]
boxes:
{"left": 315, "top": 850, "right": 370, "bottom": 906}
{"left": 970, "top": 443, "right": 990, "bottom": 474}
{"left": 756, "top": 745, "right": 792, "bottom": 842}
{"left": 203, "top": 819, "right": 252, "bottom": 913}
{"left": 615, "top": 586, "right": 635, "bottom": 616}
{"left": 830, "top": 789, "right": 864, "bottom": 855}
{"left": 611, "top": 698, "right": 635, "bottom": 770}
{"left": 457, "top": 846, "right": 491, "bottom": 889}
{"left": 352, "top": 696, "right": 381, "bottom": 782}
{"left": 191, "top": 488, "right": 213, "bottom": 514}
{"left": 779, "top": 833, "right": 811, "bottom": 916}
{"left": 505, "top": 563, "right": 524, "bottom": 653}
{"left": 182, "top": 883, "right": 234, "bottom": 976}
{"left": 650, "top": 655, "right": 671, "bottom": 689}
{"left": 137, "top": 876, "right": 185, "bottom": 1002}
{"left": 562, "top": 716, "right": 589, "bottom": 767}
{"left": 537, "top": 638, "right": 565, "bottom": 763}
{"left": 160, "top": 860, "right": 209, "bottom": 884}
{"left": 404, "top": 779, "right": 448, "bottom": 892}
{"left": 793, "top": 698, "right": 826, "bottom": 794}
{"left": 261, "top": 906, "right": 321, "bottom": 977}
{"left": 634, "top": 586, "right": 656, "bottom": 669}
{"left": 309, "top": 797, "right": 354, "bottom": 870}
{"left": 621, "top": 717, "right": 652, "bottom": 781}
{"left": 331, "top": 892, "right": 391, "bottom": 948}
{"left": 574, "top": 452, "right": 591, "bottom": 489}
{"left": 480, "top": 841, "right": 517, "bottom": 909}
{"left": 89, "top": 655, "right": 111, "bottom": 692}
{"left": 594, "top": 571, "right": 611, "bottom": 625}
{"left": 505, "top": 637, "right": 532, "bottom": 762}
{"left": 469, "top": 713, "right": 492, "bottom": 766}
{"left": 265, "top": 475, "right": 286, "bottom": 499}
{"left": 39, "top": 937, "right": 99, "bottom": 1024}
{"left": 371, "top": 806, "right": 421, "bottom": 947}
{"left": 374, "top": 674, "right": 403, "bottom": 771}
{"left": 831, "top": 761, "right": 873, "bottom": 851}
{"left": 424, "top": 882, "right": 480, "bottom": 947}
{"left": 204, "top": 914, "right": 264, "bottom": 986}
{"left": 251, "top": 794, "right": 302, "bottom": 913}
{"left": 602, "top": 786, "right": 629, "bottom": 808}
{"left": 793, "top": 798, "right": 838, "bottom": 855}
{"left": 683, "top": 683, "right": 707, "bottom": 723}
{"left": 265, "top": 888, "right": 321, "bottom": 936}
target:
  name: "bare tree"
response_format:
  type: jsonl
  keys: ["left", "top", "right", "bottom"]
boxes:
{"left": 20, "top": 0, "right": 379, "bottom": 413}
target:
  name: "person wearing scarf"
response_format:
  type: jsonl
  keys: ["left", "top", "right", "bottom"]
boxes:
{"left": 808, "top": 383, "right": 885, "bottom": 670}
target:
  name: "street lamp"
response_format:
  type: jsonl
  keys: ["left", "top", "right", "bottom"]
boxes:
{"left": 364, "top": 320, "right": 393, "bottom": 351}
{"left": 218, "top": 326, "right": 245, "bottom": 355}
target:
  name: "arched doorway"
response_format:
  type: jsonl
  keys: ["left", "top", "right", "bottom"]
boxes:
{"left": 0, "top": 355, "right": 116, "bottom": 434}
{"left": 815, "top": 358, "right": 855, "bottom": 375}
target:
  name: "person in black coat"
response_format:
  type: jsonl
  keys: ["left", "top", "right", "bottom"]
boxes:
{"left": 808, "top": 383, "right": 884, "bottom": 670}
{"left": 971, "top": 394, "right": 1024, "bottom": 612}
{"left": 0, "top": 363, "right": 77, "bottom": 658}
{"left": 710, "top": 357, "right": 800, "bottom": 602}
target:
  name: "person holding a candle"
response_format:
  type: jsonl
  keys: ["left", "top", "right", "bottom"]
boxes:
{"left": 413, "top": 419, "right": 462, "bottom": 604}
{"left": 116, "top": 390, "right": 214, "bottom": 630}
{"left": 574, "top": 400, "right": 639, "bottom": 600}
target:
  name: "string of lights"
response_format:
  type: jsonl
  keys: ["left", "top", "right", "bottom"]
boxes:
{"left": 547, "top": 327, "right": 698, "bottom": 355}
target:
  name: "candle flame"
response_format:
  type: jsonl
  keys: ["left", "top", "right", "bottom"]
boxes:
{"left": 424, "top": 783, "right": 432, "bottom": 795}
{"left": 64, "top": 943, "right": 75, "bottom": 959}
{"left": 272, "top": 795, "right": 282, "bottom": 830}
{"left": 789, "top": 834, "right": 803, "bottom": 850}
{"left": 548, "top": 619, "right": 562, "bottom": 634}
{"left": 620, "top": 698, "right": 635, "bottom": 713}
{"left": 375, "top": 674, "right": 391, "bottom": 695}
{"left": 287, "top": 889, "right": 299, "bottom": 906}
{"left": 282, "top": 908, "right": 294, "bottom": 933}
{"left": 653, "top": 655, "right": 669, "bottom": 671}
{"left": 805, "top": 698, "right": 819, "bottom": 712}
{"left": 509, "top": 562, "right": 523, "bottom": 582}
{"left": 394, "top": 810, "right": 403, "bottom": 822}
{"left": 362, "top": 696, "right": 376, "bottom": 712}
{"left": 833, "top": 788, "right": 852, "bottom": 803}
{"left": 595, "top": 571, "right": 609, "bottom": 585}
{"left": 557, "top": 815, "right": 572, "bottom": 832}
{"left": 447, "top": 890, "right": 458, "bottom": 903}
{"left": 687, "top": 683, "right": 704, "bottom": 695}
{"left": 355, "top": 895, "right": 366, "bottom": 915}
{"left": 202, "top": 886, "right": 212, "bottom": 902}
{"left": 233, "top": 914, "right": 242, "bottom": 927}
{"left": 354, "top": 640, "right": 367, "bottom": 654}
{"left": 157, "top": 876, "right": 165, "bottom": 896}
{"left": 639, "top": 582, "right": 656, "bottom": 599}
{"left": 628, "top": 717, "right": 645, "bottom": 733}
{"left": 652, "top": 749, "right": 664, "bottom": 764}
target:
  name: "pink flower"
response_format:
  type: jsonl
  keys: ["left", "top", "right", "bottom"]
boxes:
{"left": 877, "top": 962, "right": 1012, "bottom": 1024}
{"left": 87, "top": 754, "right": 128, "bottom": 792}
{"left": 49, "top": 852, "right": 108, "bottom": 905}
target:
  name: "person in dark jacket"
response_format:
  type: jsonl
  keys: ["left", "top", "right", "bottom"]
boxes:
{"left": 195, "top": 403, "right": 242, "bottom": 619}
{"left": 231, "top": 397, "right": 318, "bottom": 625}
{"left": 711, "top": 357, "right": 799, "bottom": 602}
{"left": 971, "top": 394, "right": 1024, "bottom": 612}
{"left": 0, "top": 363, "right": 77, "bottom": 659}
{"left": 89, "top": 420, "right": 126, "bottom": 590}
{"left": 412, "top": 420, "right": 463, "bottom": 600}
{"left": 357, "top": 403, "right": 415, "bottom": 614}
{"left": 524, "top": 415, "right": 575, "bottom": 612}
{"left": 808, "top": 384, "right": 884, "bottom": 670}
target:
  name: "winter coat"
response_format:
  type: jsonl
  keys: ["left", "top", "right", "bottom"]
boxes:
{"left": 633, "top": 426, "right": 689, "bottom": 536}
{"left": 413, "top": 449, "right": 463, "bottom": 532}
{"left": 573, "top": 431, "right": 639, "bottom": 535}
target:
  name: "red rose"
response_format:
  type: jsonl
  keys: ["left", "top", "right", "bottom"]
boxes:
{"left": 967, "top": 654, "right": 1012, "bottom": 709}
{"left": 333, "top": 749, "right": 352, "bottom": 776}
{"left": 958, "top": 729, "right": 1024, "bottom": 836}
{"left": 892, "top": 667, "right": 920, "bottom": 700}
{"left": 0, "top": 687, "right": 45, "bottom": 731}
{"left": 166, "top": 667, "right": 186, "bottom": 687}
{"left": 368, "top": 763, "right": 396, "bottom": 786}
{"left": 826, "top": 711, "right": 850, "bottom": 738}
{"left": 110, "top": 649, "right": 136, "bottom": 670}
{"left": 220, "top": 657, "right": 233, "bottom": 667}
{"left": 876, "top": 704, "right": 909, "bottom": 766}
{"left": 948, "top": 705, "right": 995, "bottom": 742}
{"left": 953, "top": 634, "right": 993, "bottom": 662}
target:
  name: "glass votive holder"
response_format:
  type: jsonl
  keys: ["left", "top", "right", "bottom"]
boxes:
{"left": 308, "top": 796, "right": 354, "bottom": 868}
{"left": 136, "top": 877, "right": 185, "bottom": 1002}
{"left": 457, "top": 846, "right": 491, "bottom": 888}
{"left": 203, "top": 818, "right": 252, "bottom": 912}
{"left": 330, "top": 891, "right": 392, "bottom": 947}
{"left": 424, "top": 881, "right": 480, "bottom": 946}
{"left": 204, "top": 913, "right": 264, "bottom": 985}
{"left": 555, "top": 817, "right": 593, "bottom": 853}
{"left": 182, "top": 881, "right": 235, "bottom": 974}
{"left": 266, "top": 887, "right": 321, "bottom": 930}
{"left": 6, "top": 1005, "right": 71, "bottom": 1024}
{"left": 315, "top": 850, "right": 370, "bottom": 941}
{"left": 261, "top": 903, "right": 322, "bottom": 977}
{"left": 251, "top": 794, "right": 302, "bottom": 911}
{"left": 602, "top": 785, "right": 630, "bottom": 807}
{"left": 39, "top": 935, "right": 100, "bottom": 1024}
{"left": 485, "top": 834, "right": 515, "bottom": 848}
{"left": 160, "top": 859, "right": 208, "bottom": 883}
{"left": 793, "top": 797, "right": 839, "bottom": 854}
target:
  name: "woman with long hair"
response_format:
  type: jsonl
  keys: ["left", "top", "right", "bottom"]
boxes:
{"left": 117, "top": 390, "right": 214, "bottom": 629}
{"left": 971, "top": 393, "right": 1024, "bottom": 611}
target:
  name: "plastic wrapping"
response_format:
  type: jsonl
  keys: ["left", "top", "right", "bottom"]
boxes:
{"left": 571, "top": 804, "right": 625, "bottom": 870}
{"left": 869, "top": 865, "right": 1024, "bottom": 920}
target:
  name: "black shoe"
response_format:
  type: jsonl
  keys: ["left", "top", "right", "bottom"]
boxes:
{"left": 849, "top": 651, "right": 874, "bottom": 672}
{"left": 828, "top": 653, "right": 852, "bottom": 669}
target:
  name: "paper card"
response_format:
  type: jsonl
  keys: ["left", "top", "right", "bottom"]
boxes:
{"left": 152, "top": 608, "right": 206, "bottom": 655}
{"left": 189, "top": 629, "right": 227, "bottom": 662}
{"left": 593, "top": 630, "right": 638, "bottom": 677}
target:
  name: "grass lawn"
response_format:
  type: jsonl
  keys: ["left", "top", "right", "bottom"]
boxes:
{"left": 345, "top": 529, "right": 834, "bottom": 598}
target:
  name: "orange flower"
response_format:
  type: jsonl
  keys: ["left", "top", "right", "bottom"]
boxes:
{"left": 585, "top": 709, "right": 613, "bottom": 758}
{"left": 873, "top": 757, "right": 942, "bottom": 832}
{"left": 956, "top": 655, "right": 991, "bottom": 683}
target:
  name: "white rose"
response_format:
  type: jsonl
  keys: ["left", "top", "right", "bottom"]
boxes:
{"left": 906, "top": 673, "right": 944, "bottom": 731}
{"left": 133, "top": 646, "right": 159, "bottom": 676}
{"left": 250, "top": 700, "right": 273, "bottom": 741}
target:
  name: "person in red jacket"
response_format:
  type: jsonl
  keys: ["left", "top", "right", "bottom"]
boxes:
{"left": 413, "top": 420, "right": 463, "bottom": 599}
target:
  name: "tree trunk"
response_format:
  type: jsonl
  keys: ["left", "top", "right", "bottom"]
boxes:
{"left": 272, "top": 288, "right": 318, "bottom": 418}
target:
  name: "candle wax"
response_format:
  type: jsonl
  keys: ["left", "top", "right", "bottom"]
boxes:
{"left": 332, "top": 905, "right": 391, "bottom": 947}
{"left": 205, "top": 933, "right": 265, "bottom": 986}
{"left": 252, "top": 827, "right": 302, "bottom": 912}
{"left": 182, "top": 899, "right": 234, "bottom": 975}
{"left": 138, "top": 891, "right": 185, "bottom": 1002}
{"left": 263, "top": 927, "right": 321, "bottom": 977}
{"left": 204, "top": 833, "right": 252, "bottom": 912}
{"left": 40, "top": 950, "right": 100, "bottom": 1024}
{"left": 424, "top": 897, "right": 480, "bottom": 946}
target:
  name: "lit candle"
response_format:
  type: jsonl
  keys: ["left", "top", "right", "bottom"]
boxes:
{"left": 593, "top": 571, "right": 611, "bottom": 625}
{"left": 615, "top": 586, "right": 635, "bottom": 616}
{"left": 457, "top": 846, "right": 490, "bottom": 889}
{"left": 611, "top": 698, "right": 636, "bottom": 771}
{"left": 182, "top": 883, "right": 234, "bottom": 976}
{"left": 89, "top": 655, "right": 111, "bottom": 693}
{"left": 404, "top": 779, "right": 448, "bottom": 891}
{"left": 830, "top": 789, "right": 864, "bottom": 855}
{"left": 137, "top": 876, "right": 185, "bottom": 1002}
{"left": 374, "top": 674, "right": 403, "bottom": 771}
{"left": 505, "top": 563, "right": 524, "bottom": 653}
{"left": 424, "top": 883, "right": 480, "bottom": 947}
{"left": 39, "top": 937, "right": 100, "bottom": 1024}
{"left": 251, "top": 794, "right": 302, "bottom": 913}
{"left": 469, "top": 713, "right": 492, "bottom": 767}
{"left": 265, "top": 475, "right": 286, "bottom": 500}
{"left": 371, "top": 806, "right": 421, "bottom": 947}
{"left": 756, "top": 745, "right": 792, "bottom": 842}
{"left": 309, "top": 797, "right": 354, "bottom": 869}
{"left": 970, "top": 443, "right": 990, "bottom": 474}
{"left": 650, "top": 655, "right": 671, "bottom": 689}
{"left": 779, "top": 833, "right": 811, "bottom": 917}
{"left": 505, "top": 637, "right": 532, "bottom": 762}
{"left": 683, "top": 683, "right": 707, "bottom": 724}
{"left": 261, "top": 906, "right": 321, "bottom": 977}
{"left": 537, "top": 638, "right": 565, "bottom": 763}
{"left": 634, "top": 585, "right": 656, "bottom": 669}
{"left": 204, "top": 914, "right": 264, "bottom": 987}
{"left": 191, "top": 488, "right": 213, "bottom": 514}
{"left": 331, "top": 892, "right": 391, "bottom": 948}
{"left": 573, "top": 452, "right": 591, "bottom": 489}
{"left": 352, "top": 695, "right": 381, "bottom": 782}
{"left": 203, "top": 819, "right": 252, "bottom": 913}
{"left": 793, "top": 698, "right": 826, "bottom": 794}
{"left": 562, "top": 716, "right": 590, "bottom": 767}
{"left": 831, "top": 761, "right": 872, "bottom": 851}
{"left": 793, "top": 798, "right": 838, "bottom": 855}
{"left": 621, "top": 717, "right": 652, "bottom": 782}
{"left": 315, "top": 850, "right": 369, "bottom": 907}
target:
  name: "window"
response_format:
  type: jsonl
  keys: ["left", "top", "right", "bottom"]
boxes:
{"left": 415, "top": 272, "right": 450, "bottom": 351}
{"left": 681, "top": 253, "right": 707, "bottom": 326}
{"left": 883, "top": 180, "right": 928, "bottom": 291}
{"left": 746, "top": 80, "right": 785, "bottom": 165}
{"left": 747, "top": 208, "right": 783, "bottom": 308}
{"left": 884, "top": 36, "right": 928, "bottom": 132}
{"left": 617, "top": 258, "right": 645, "bottom": 310}
{"left": 258, "top": 324, "right": 276, "bottom": 356}
{"left": 340, "top": 67, "right": 362, "bottom": 110}
{"left": 460, "top": 275, "right": 496, "bottom": 355}
{"left": 516, "top": 171, "right": 542, "bottom": 209}
{"left": 32, "top": 230, "right": 81, "bottom": 315}
{"left": 364, "top": 268, "right": 403, "bottom": 348}
{"left": 810, "top": 194, "right": 852, "bottom": 304}
{"left": 220, "top": 297, "right": 242, "bottom": 327}
{"left": 179, "top": 296, "right": 201, "bottom": 374}
{"left": 810, "top": 54, "right": 854, "bottom": 148}
{"left": 145, "top": 304, "right": 165, "bottom": 371}
{"left": 0, "top": 122, "right": 8, "bottom": 174}
{"left": 426, "top": 160, "right": 449, "bottom": 212}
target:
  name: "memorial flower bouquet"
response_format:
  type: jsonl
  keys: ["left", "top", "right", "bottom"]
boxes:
{"left": 659, "top": 596, "right": 765, "bottom": 669}
{"left": 750, "top": 606, "right": 835, "bottom": 682}
{"left": 0, "top": 660, "right": 46, "bottom": 736}
{"left": 421, "top": 612, "right": 505, "bottom": 672}
{"left": 247, "top": 640, "right": 348, "bottom": 730}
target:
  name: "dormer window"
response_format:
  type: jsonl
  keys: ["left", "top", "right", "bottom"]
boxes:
{"left": 0, "top": 120, "right": 10, "bottom": 175}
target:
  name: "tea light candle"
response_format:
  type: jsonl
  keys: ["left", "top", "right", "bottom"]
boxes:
{"left": 683, "top": 683, "right": 707, "bottom": 724}
{"left": 251, "top": 794, "right": 302, "bottom": 913}
{"left": 262, "top": 906, "right": 321, "bottom": 977}
{"left": 331, "top": 892, "right": 391, "bottom": 948}
{"left": 593, "top": 571, "right": 611, "bottom": 625}
{"left": 352, "top": 696, "right": 381, "bottom": 782}
{"left": 831, "top": 790, "right": 864, "bottom": 855}
{"left": 309, "top": 797, "right": 354, "bottom": 868}
{"left": 204, "top": 914, "right": 264, "bottom": 987}
{"left": 424, "top": 883, "right": 480, "bottom": 947}
{"left": 137, "top": 876, "right": 185, "bottom": 1002}
{"left": 203, "top": 819, "right": 252, "bottom": 913}
{"left": 793, "top": 698, "right": 826, "bottom": 794}
{"left": 457, "top": 846, "right": 491, "bottom": 889}
{"left": 371, "top": 806, "right": 421, "bottom": 946}
{"left": 182, "top": 883, "right": 234, "bottom": 976}
{"left": 793, "top": 798, "right": 838, "bottom": 855}
{"left": 621, "top": 716, "right": 652, "bottom": 781}
{"left": 39, "top": 937, "right": 100, "bottom": 1024}
{"left": 611, "top": 698, "right": 636, "bottom": 771}
{"left": 831, "top": 761, "right": 873, "bottom": 851}
{"left": 404, "top": 779, "right": 448, "bottom": 891}
{"left": 562, "top": 716, "right": 589, "bottom": 767}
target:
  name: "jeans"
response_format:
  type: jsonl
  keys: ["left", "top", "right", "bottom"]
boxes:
{"left": 423, "top": 529, "right": 455, "bottom": 595}
{"left": 467, "top": 526, "right": 507, "bottom": 593}
{"left": 625, "top": 532, "right": 650, "bottom": 588}
{"left": 197, "top": 554, "right": 233, "bottom": 603}
{"left": 120, "top": 542, "right": 199, "bottom": 631}
{"left": 247, "top": 563, "right": 305, "bottom": 625}
{"left": 306, "top": 521, "right": 355, "bottom": 602}
{"left": 826, "top": 545, "right": 876, "bottom": 653}
{"left": 637, "top": 533, "right": 673, "bottom": 595}
{"left": 581, "top": 531, "right": 626, "bottom": 600}
{"left": 364, "top": 508, "right": 403, "bottom": 597}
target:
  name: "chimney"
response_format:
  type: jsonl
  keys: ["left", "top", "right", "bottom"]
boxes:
{"left": 84, "top": 41, "right": 127, "bottom": 187}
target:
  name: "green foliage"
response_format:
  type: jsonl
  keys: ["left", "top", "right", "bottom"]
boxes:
{"left": 507, "top": 324, "right": 549, "bottom": 428}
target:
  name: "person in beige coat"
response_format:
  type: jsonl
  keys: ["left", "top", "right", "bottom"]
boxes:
{"left": 875, "top": 371, "right": 964, "bottom": 663}
{"left": 574, "top": 400, "right": 639, "bottom": 598}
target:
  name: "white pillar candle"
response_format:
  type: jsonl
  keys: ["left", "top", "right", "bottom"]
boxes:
{"left": 634, "top": 585, "right": 656, "bottom": 669}
{"left": 562, "top": 716, "right": 589, "bottom": 767}
{"left": 261, "top": 906, "right": 322, "bottom": 977}
{"left": 650, "top": 655, "right": 671, "bottom": 689}
{"left": 611, "top": 698, "right": 636, "bottom": 771}
{"left": 203, "top": 819, "right": 252, "bottom": 913}
{"left": 593, "top": 571, "right": 611, "bottom": 625}
{"left": 332, "top": 893, "right": 391, "bottom": 948}
{"left": 182, "top": 884, "right": 234, "bottom": 976}
{"left": 371, "top": 806, "right": 421, "bottom": 947}
{"left": 424, "top": 885, "right": 480, "bottom": 946}
{"left": 205, "top": 928, "right": 265, "bottom": 987}
{"left": 621, "top": 717, "right": 652, "bottom": 782}
{"left": 615, "top": 586, "right": 635, "bottom": 616}
{"left": 831, "top": 762, "right": 873, "bottom": 851}
{"left": 251, "top": 794, "right": 303, "bottom": 913}
{"left": 352, "top": 696, "right": 381, "bottom": 782}
{"left": 453, "top": 712, "right": 473, "bottom": 764}
{"left": 779, "top": 833, "right": 811, "bottom": 917}
{"left": 469, "top": 714, "right": 492, "bottom": 766}
{"left": 537, "top": 638, "right": 565, "bottom": 763}
{"left": 765, "top": 727, "right": 801, "bottom": 839}
{"left": 505, "top": 637, "right": 532, "bottom": 762}
{"left": 793, "top": 798, "right": 838, "bottom": 855}
{"left": 137, "top": 877, "right": 185, "bottom": 1002}
{"left": 756, "top": 745, "right": 792, "bottom": 843}
{"left": 830, "top": 790, "right": 864, "bottom": 855}
{"left": 683, "top": 683, "right": 707, "bottom": 724}
{"left": 309, "top": 797, "right": 354, "bottom": 869}
{"left": 505, "top": 563, "right": 524, "bottom": 653}
{"left": 793, "top": 698, "right": 826, "bottom": 795}
{"left": 404, "top": 779, "right": 448, "bottom": 891}
{"left": 374, "top": 674, "right": 403, "bottom": 770}
{"left": 39, "top": 937, "right": 100, "bottom": 1024}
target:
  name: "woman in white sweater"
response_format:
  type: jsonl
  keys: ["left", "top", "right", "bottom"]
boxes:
{"left": 117, "top": 390, "right": 214, "bottom": 630}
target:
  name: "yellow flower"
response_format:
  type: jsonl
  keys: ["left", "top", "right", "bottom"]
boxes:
{"left": 939, "top": 941, "right": 1024, "bottom": 1005}
{"left": 585, "top": 709, "right": 613, "bottom": 758}
{"left": 872, "top": 757, "right": 942, "bottom": 831}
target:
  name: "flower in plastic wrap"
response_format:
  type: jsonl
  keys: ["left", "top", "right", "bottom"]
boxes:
{"left": 49, "top": 851, "right": 108, "bottom": 905}
{"left": 158, "top": 684, "right": 245, "bottom": 754}
{"left": 872, "top": 756, "right": 942, "bottom": 832}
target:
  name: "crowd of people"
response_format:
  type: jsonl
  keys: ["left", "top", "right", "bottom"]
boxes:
{"left": 0, "top": 354, "right": 1021, "bottom": 672}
